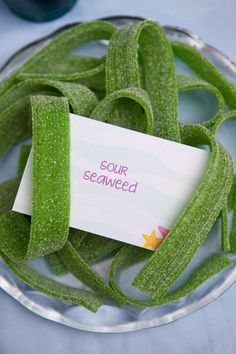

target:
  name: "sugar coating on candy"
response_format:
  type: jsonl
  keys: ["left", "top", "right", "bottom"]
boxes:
{"left": 17, "top": 21, "right": 116, "bottom": 90}
{"left": 230, "top": 198, "right": 236, "bottom": 253}
{"left": 109, "top": 244, "right": 156, "bottom": 307}
{"left": 0, "top": 193, "right": 102, "bottom": 311}
{"left": 29, "top": 95, "right": 70, "bottom": 258}
{"left": 228, "top": 175, "right": 236, "bottom": 211}
{"left": 172, "top": 41, "right": 236, "bottom": 110}
{"left": 0, "top": 79, "right": 98, "bottom": 116}
{"left": 221, "top": 206, "right": 230, "bottom": 252}
{"left": 211, "top": 111, "right": 236, "bottom": 253}
{"left": 109, "top": 244, "right": 232, "bottom": 307}
{"left": 0, "top": 97, "right": 30, "bottom": 156}
{"left": 91, "top": 87, "right": 154, "bottom": 134}
{"left": 47, "top": 253, "right": 67, "bottom": 276}
{"left": 177, "top": 75, "right": 225, "bottom": 127}
{"left": 106, "top": 20, "right": 180, "bottom": 142}
{"left": 75, "top": 232, "right": 122, "bottom": 264}
{"left": 58, "top": 239, "right": 123, "bottom": 304}
{"left": 1, "top": 252, "right": 103, "bottom": 312}
{"left": 0, "top": 21, "right": 116, "bottom": 96}
{"left": 0, "top": 177, "right": 22, "bottom": 214}
{"left": 0, "top": 96, "right": 70, "bottom": 262}
{"left": 0, "top": 79, "right": 98, "bottom": 156}
{"left": 0, "top": 212, "right": 31, "bottom": 262}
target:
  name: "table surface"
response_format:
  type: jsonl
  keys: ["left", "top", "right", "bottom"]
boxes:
{"left": 0, "top": 0, "right": 236, "bottom": 353}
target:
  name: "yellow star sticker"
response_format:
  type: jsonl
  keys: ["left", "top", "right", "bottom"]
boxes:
{"left": 142, "top": 229, "right": 163, "bottom": 250}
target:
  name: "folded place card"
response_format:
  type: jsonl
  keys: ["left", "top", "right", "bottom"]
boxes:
{"left": 13, "top": 114, "right": 210, "bottom": 250}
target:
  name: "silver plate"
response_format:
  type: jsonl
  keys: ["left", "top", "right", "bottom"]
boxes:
{"left": 0, "top": 15, "right": 236, "bottom": 333}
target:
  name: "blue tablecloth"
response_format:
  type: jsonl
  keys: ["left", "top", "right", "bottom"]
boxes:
{"left": 0, "top": 0, "right": 236, "bottom": 353}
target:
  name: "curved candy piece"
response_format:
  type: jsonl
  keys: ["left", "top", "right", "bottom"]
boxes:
{"left": 91, "top": 87, "right": 154, "bottom": 134}
{"left": 106, "top": 20, "right": 180, "bottom": 141}
{"left": 132, "top": 124, "right": 233, "bottom": 300}
{"left": 220, "top": 206, "right": 230, "bottom": 252}
{"left": 47, "top": 252, "right": 67, "bottom": 276}
{"left": 48, "top": 230, "right": 122, "bottom": 276}
{"left": 0, "top": 79, "right": 97, "bottom": 156}
{"left": 211, "top": 111, "right": 236, "bottom": 253}
{"left": 177, "top": 75, "right": 225, "bottom": 127}
{"left": 17, "top": 21, "right": 116, "bottom": 88}
{"left": 58, "top": 240, "right": 123, "bottom": 304}
{"left": 228, "top": 176, "right": 236, "bottom": 211}
{"left": 0, "top": 96, "right": 31, "bottom": 157}
{"left": 109, "top": 244, "right": 232, "bottom": 307}
{"left": 0, "top": 177, "right": 103, "bottom": 312}
{"left": 0, "top": 144, "right": 31, "bottom": 215}
{"left": 172, "top": 41, "right": 236, "bottom": 110}
{"left": 0, "top": 96, "right": 70, "bottom": 261}
{"left": 0, "top": 21, "right": 116, "bottom": 95}
{"left": 75, "top": 232, "right": 122, "bottom": 264}
{"left": 1, "top": 252, "right": 103, "bottom": 312}
{"left": 0, "top": 177, "right": 22, "bottom": 215}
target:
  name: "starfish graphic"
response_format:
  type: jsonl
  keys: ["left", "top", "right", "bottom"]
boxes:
{"left": 142, "top": 229, "right": 163, "bottom": 250}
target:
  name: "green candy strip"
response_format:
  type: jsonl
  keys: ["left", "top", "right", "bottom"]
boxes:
{"left": 0, "top": 96, "right": 70, "bottom": 261}
{"left": 0, "top": 79, "right": 97, "bottom": 156}
{"left": 109, "top": 244, "right": 232, "bottom": 307}
{"left": 47, "top": 229, "right": 123, "bottom": 298}
{"left": 221, "top": 205, "right": 230, "bottom": 253}
{"left": 0, "top": 177, "right": 22, "bottom": 215}
{"left": 177, "top": 75, "right": 225, "bottom": 127}
{"left": 106, "top": 20, "right": 180, "bottom": 141}
{"left": 228, "top": 176, "right": 236, "bottom": 211}
{"left": 0, "top": 79, "right": 98, "bottom": 116}
{"left": 58, "top": 240, "right": 123, "bottom": 304}
{"left": 91, "top": 87, "right": 154, "bottom": 134}
{"left": 47, "top": 253, "right": 67, "bottom": 276}
{"left": 1, "top": 252, "right": 103, "bottom": 312}
{"left": 47, "top": 229, "right": 87, "bottom": 276}
{"left": 132, "top": 124, "right": 233, "bottom": 300}
{"left": 211, "top": 110, "right": 236, "bottom": 134}
{"left": 0, "top": 144, "right": 30, "bottom": 216}
{"left": 0, "top": 21, "right": 116, "bottom": 96}
{"left": 16, "top": 21, "right": 116, "bottom": 88}
{"left": 76, "top": 233, "right": 122, "bottom": 264}
{"left": 0, "top": 96, "right": 31, "bottom": 157}
{"left": 0, "top": 211, "right": 103, "bottom": 311}
{"left": 0, "top": 144, "right": 31, "bottom": 218}
{"left": 211, "top": 111, "right": 236, "bottom": 253}
{"left": 18, "top": 126, "right": 65, "bottom": 276}
{"left": 160, "top": 253, "right": 232, "bottom": 305}
{"left": 172, "top": 41, "right": 236, "bottom": 110}
{"left": 230, "top": 195, "right": 236, "bottom": 253}
{"left": 17, "top": 144, "right": 31, "bottom": 175}
{"left": 30, "top": 95, "right": 70, "bottom": 258}
{"left": 109, "top": 245, "right": 155, "bottom": 307}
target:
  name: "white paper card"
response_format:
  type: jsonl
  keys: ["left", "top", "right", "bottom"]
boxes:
{"left": 13, "top": 114, "right": 210, "bottom": 250}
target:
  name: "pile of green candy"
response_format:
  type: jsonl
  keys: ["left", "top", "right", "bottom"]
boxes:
{"left": 0, "top": 20, "right": 235, "bottom": 312}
